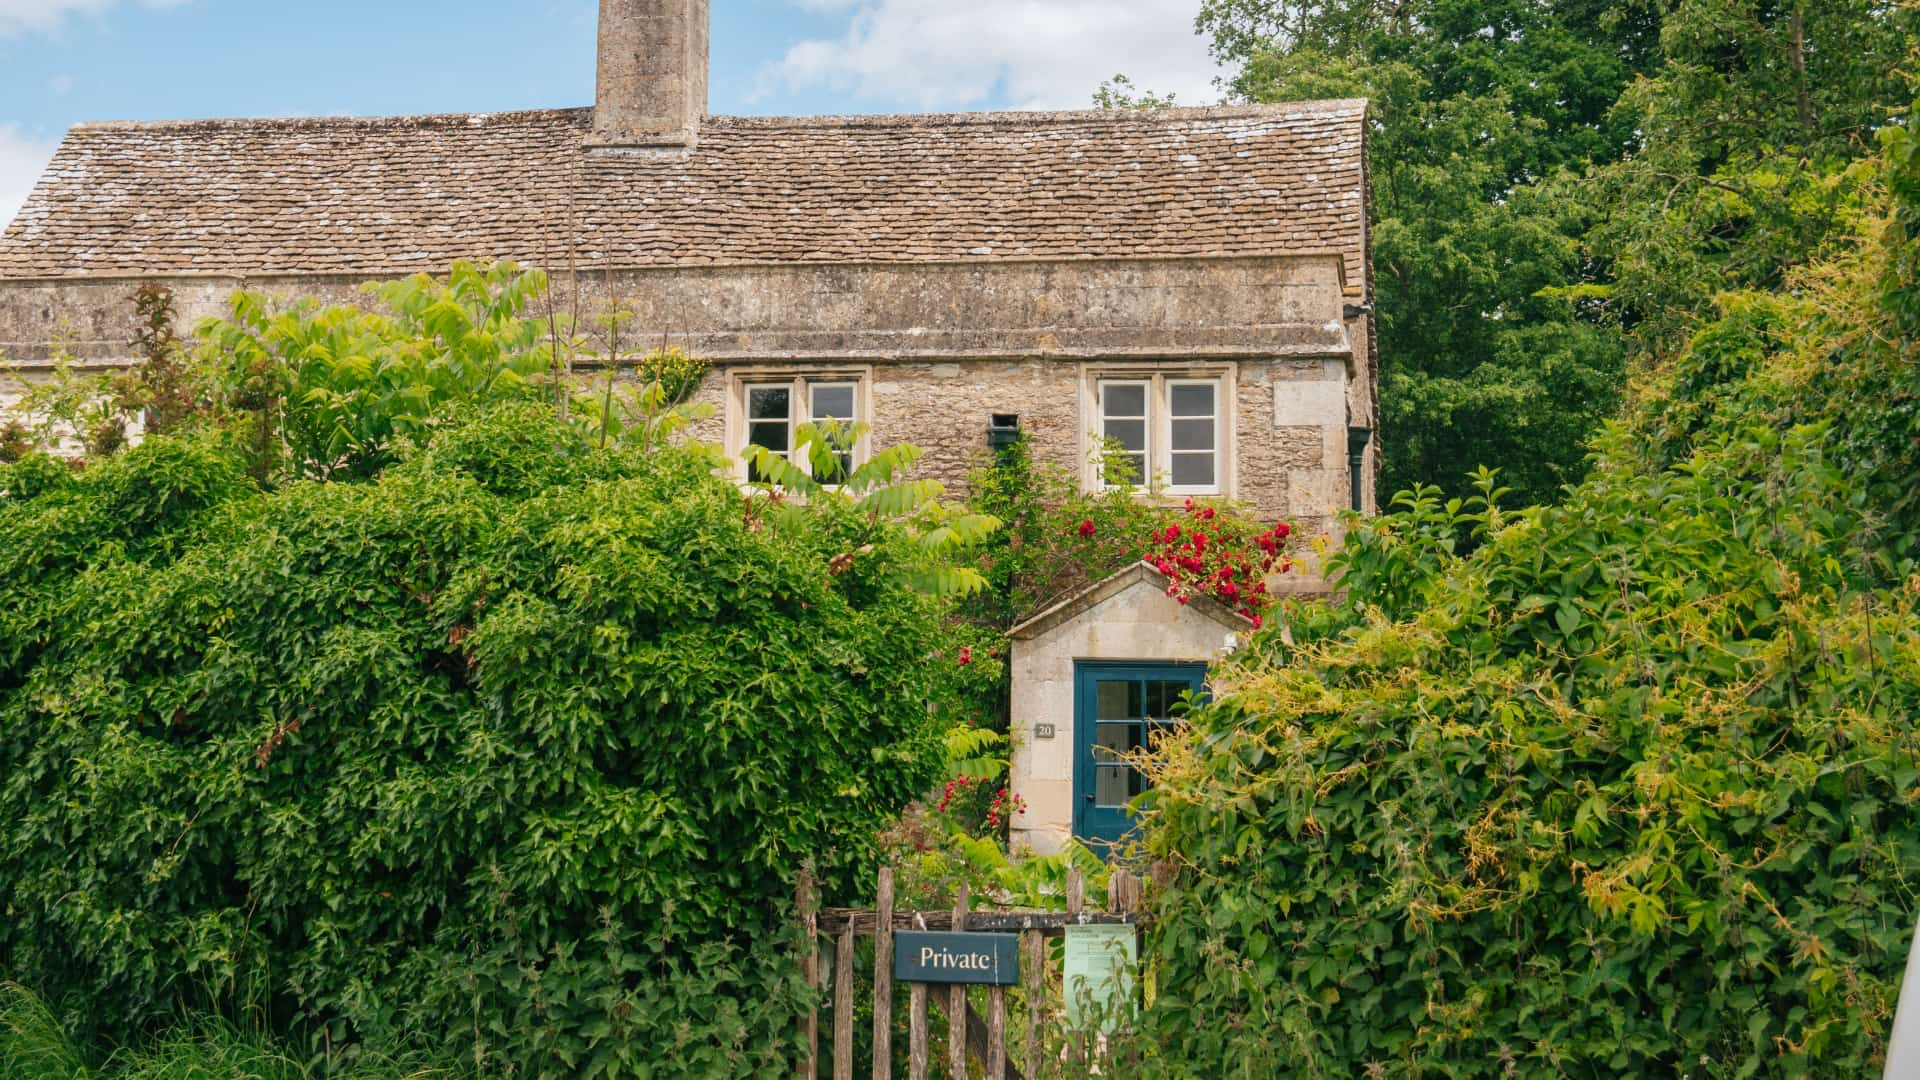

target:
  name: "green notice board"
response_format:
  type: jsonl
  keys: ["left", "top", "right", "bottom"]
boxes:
{"left": 1063, "top": 924, "right": 1138, "bottom": 1031}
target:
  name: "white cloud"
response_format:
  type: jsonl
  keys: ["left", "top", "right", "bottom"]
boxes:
{"left": 0, "top": 0, "right": 190, "bottom": 38}
{"left": 0, "top": 125, "right": 59, "bottom": 233}
{"left": 769, "top": 0, "right": 1225, "bottom": 112}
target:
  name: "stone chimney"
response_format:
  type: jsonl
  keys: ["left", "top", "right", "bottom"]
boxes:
{"left": 589, "top": 0, "right": 709, "bottom": 150}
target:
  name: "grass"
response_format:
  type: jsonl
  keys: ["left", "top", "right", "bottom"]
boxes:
{"left": 0, "top": 984, "right": 459, "bottom": 1080}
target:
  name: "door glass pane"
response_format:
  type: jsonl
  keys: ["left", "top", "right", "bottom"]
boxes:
{"left": 1097, "top": 679, "right": 1130, "bottom": 719}
{"left": 1095, "top": 765, "right": 1135, "bottom": 807}
{"left": 1102, "top": 383, "right": 1147, "bottom": 418}
{"left": 1170, "top": 383, "right": 1215, "bottom": 417}
{"left": 1172, "top": 418, "right": 1214, "bottom": 451}
{"left": 1093, "top": 720, "right": 1140, "bottom": 762}
{"left": 1145, "top": 680, "right": 1179, "bottom": 718}
{"left": 1171, "top": 452, "right": 1215, "bottom": 488}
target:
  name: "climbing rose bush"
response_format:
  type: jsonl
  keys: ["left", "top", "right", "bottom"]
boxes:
{"left": 1143, "top": 498, "right": 1293, "bottom": 625}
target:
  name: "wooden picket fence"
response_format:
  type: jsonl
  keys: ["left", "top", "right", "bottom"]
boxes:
{"left": 796, "top": 864, "right": 1147, "bottom": 1080}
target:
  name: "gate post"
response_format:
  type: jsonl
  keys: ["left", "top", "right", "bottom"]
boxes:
{"left": 873, "top": 865, "right": 895, "bottom": 1080}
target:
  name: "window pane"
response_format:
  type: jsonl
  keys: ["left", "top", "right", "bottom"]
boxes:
{"left": 748, "top": 386, "right": 791, "bottom": 421}
{"left": 1104, "top": 419, "right": 1147, "bottom": 453}
{"left": 1102, "top": 383, "right": 1147, "bottom": 418}
{"left": 749, "top": 421, "right": 790, "bottom": 454}
{"left": 1172, "top": 418, "right": 1215, "bottom": 452}
{"left": 1108, "top": 453, "right": 1146, "bottom": 486}
{"left": 1170, "top": 383, "right": 1215, "bottom": 417}
{"left": 811, "top": 384, "right": 855, "bottom": 420}
{"left": 1171, "top": 452, "right": 1215, "bottom": 488}
{"left": 1096, "top": 679, "right": 1129, "bottom": 719}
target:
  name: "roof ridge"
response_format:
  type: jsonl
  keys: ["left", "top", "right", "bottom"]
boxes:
{"left": 64, "top": 98, "right": 1367, "bottom": 136}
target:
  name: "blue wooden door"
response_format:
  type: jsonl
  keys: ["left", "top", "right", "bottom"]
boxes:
{"left": 1073, "top": 661, "right": 1208, "bottom": 846}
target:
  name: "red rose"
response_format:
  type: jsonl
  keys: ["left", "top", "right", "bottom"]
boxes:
{"left": 1078, "top": 519, "right": 1097, "bottom": 538}
{"left": 958, "top": 647, "right": 973, "bottom": 666}
{"left": 1276, "top": 522, "right": 1292, "bottom": 539}
{"left": 1251, "top": 615, "right": 1264, "bottom": 630}
{"left": 1164, "top": 524, "right": 1182, "bottom": 542}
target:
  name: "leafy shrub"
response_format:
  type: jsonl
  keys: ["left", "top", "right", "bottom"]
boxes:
{"left": 959, "top": 432, "right": 1184, "bottom": 628}
{"left": 0, "top": 403, "right": 958, "bottom": 1072}
{"left": 0, "top": 983, "right": 455, "bottom": 1079}
{"left": 193, "top": 261, "right": 557, "bottom": 481}
{"left": 1131, "top": 124, "right": 1920, "bottom": 1077}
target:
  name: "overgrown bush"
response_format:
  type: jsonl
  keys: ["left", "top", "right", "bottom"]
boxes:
{"left": 1131, "top": 118, "right": 1920, "bottom": 1076}
{"left": 0, "top": 983, "right": 455, "bottom": 1079}
{"left": 0, "top": 402, "right": 959, "bottom": 1072}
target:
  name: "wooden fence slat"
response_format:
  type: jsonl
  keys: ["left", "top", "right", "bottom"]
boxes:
{"left": 949, "top": 883, "right": 969, "bottom": 1080}
{"left": 800, "top": 869, "right": 819, "bottom": 1080}
{"left": 909, "top": 983, "right": 928, "bottom": 1080}
{"left": 987, "top": 987, "right": 1007, "bottom": 1080}
{"left": 873, "top": 866, "right": 895, "bottom": 1080}
{"left": 1064, "top": 866, "right": 1084, "bottom": 1067}
{"left": 834, "top": 925, "right": 855, "bottom": 1080}
{"left": 1023, "top": 929, "right": 1043, "bottom": 1079}
{"left": 909, "top": 912, "right": 930, "bottom": 1080}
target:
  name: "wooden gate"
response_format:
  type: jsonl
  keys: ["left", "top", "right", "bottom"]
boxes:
{"left": 796, "top": 864, "right": 1146, "bottom": 1080}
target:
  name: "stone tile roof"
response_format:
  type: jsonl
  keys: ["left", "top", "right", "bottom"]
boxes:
{"left": 0, "top": 101, "right": 1367, "bottom": 283}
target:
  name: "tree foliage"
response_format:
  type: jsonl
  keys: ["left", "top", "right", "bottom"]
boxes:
{"left": 1131, "top": 110, "right": 1920, "bottom": 1077}
{"left": 1195, "top": 0, "right": 1913, "bottom": 507}
{"left": 0, "top": 397, "right": 961, "bottom": 1071}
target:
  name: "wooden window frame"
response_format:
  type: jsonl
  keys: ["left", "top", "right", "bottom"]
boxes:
{"left": 1080, "top": 364, "right": 1234, "bottom": 498}
{"left": 726, "top": 366, "right": 873, "bottom": 485}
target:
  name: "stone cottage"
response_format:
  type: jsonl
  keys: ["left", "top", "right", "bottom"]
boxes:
{"left": 0, "top": 0, "right": 1375, "bottom": 851}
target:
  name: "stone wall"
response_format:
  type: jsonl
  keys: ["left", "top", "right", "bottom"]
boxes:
{"left": 1, "top": 253, "right": 1369, "bottom": 550}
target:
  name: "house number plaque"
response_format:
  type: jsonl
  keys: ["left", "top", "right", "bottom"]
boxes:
{"left": 1034, "top": 723, "right": 1057, "bottom": 739}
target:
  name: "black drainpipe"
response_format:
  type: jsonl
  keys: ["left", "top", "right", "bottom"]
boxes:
{"left": 1347, "top": 427, "right": 1373, "bottom": 512}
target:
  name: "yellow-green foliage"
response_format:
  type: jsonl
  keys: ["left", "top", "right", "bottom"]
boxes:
{"left": 1133, "top": 123, "right": 1920, "bottom": 1077}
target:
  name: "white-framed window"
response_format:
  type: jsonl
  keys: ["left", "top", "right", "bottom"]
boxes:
{"left": 1087, "top": 368, "right": 1230, "bottom": 496}
{"left": 733, "top": 370, "right": 868, "bottom": 484}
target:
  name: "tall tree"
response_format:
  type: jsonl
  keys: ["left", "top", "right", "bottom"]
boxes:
{"left": 1196, "top": 0, "right": 1912, "bottom": 506}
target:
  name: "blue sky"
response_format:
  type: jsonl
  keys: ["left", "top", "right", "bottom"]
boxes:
{"left": 0, "top": 0, "right": 1225, "bottom": 228}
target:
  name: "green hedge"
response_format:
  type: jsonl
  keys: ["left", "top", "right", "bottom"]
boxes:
{"left": 1133, "top": 125, "right": 1920, "bottom": 1077}
{"left": 0, "top": 405, "right": 948, "bottom": 1072}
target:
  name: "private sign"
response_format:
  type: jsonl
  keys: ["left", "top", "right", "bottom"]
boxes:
{"left": 893, "top": 931, "right": 1021, "bottom": 986}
